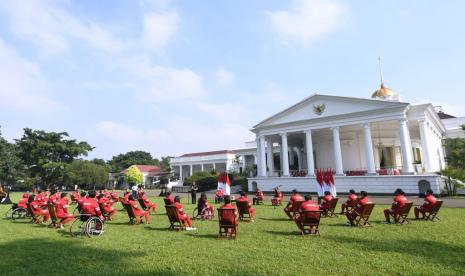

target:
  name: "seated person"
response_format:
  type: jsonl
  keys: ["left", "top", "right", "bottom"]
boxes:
{"left": 346, "top": 191, "right": 372, "bottom": 226}
{"left": 236, "top": 191, "right": 256, "bottom": 221}
{"left": 219, "top": 195, "right": 238, "bottom": 225}
{"left": 294, "top": 195, "right": 320, "bottom": 231}
{"left": 56, "top": 193, "right": 74, "bottom": 229}
{"left": 414, "top": 189, "right": 437, "bottom": 219}
{"left": 48, "top": 189, "right": 60, "bottom": 206}
{"left": 109, "top": 189, "right": 119, "bottom": 205}
{"left": 121, "top": 191, "right": 131, "bottom": 204}
{"left": 137, "top": 185, "right": 145, "bottom": 198}
{"left": 253, "top": 189, "right": 264, "bottom": 205}
{"left": 72, "top": 189, "right": 81, "bottom": 203}
{"left": 98, "top": 194, "right": 117, "bottom": 220}
{"left": 215, "top": 189, "right": 224, "bottom": 204}
{"left": 173, "top": 196, "right": 196, "bottom": 230}
{"left": 17, "top": 193, "right": 30, "bottom": 209}
{"left": 34, "top": 190, "right": 48, "bottom": 207}
{"left": 384, "top": 188, "right": 408, "bottom": 224}
{"left": 197, "top": 193, "right": 214, "bottom": 219}
{"left": 140, "top": 192, "right": 157, "bottom": 212}
{"left": 81, "top": 190, "right": 104, "bottom": 220}
{"left": 271, "top": 187, "right": 283, "bottom": 206}
{"left": 128, "top": 195, "right": 150, "bottom": 224}
{"left": 340, "top": 189, "right": 358, "bottom": 214}
{"left": 320, "top": 191, "right": 334, "bottom": 211}
{"left": 28, "top": 195, "right": 50, "bottom": 223}
{"left": 284, "top": 189, "right": 304, "bottom": 219}
{"left": 164, "top": 191, "right": 175, "bottom": 205}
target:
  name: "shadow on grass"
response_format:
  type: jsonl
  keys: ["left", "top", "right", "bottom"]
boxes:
{"left": 145, "top": 226, "right": 172, "bottom": 232}
{"left": 325, "top": 235, "right": 465, "bottom": 272}
{"left": 186, "top": 233, "right": 218, "bottom": 239}
{"left": 259, "top": 218, "right": 291, "bottom": 222}
{"left": 265, "top": 230, "right": 300, "bottom": 236}
{"left": 0, "top": 238, "right": 148, "bottom": 275}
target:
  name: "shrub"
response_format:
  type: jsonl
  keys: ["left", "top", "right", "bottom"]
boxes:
{"left": 185, "top": 171, "right": 218, "bottom": 192}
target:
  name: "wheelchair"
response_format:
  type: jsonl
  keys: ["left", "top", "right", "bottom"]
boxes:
{"left": 7, "top": 204, "right": 31, "bottom": 221}
{"left": 192, "top": 206, "right": 214, "bottom": 220}
{"left": 69, "top": 214, "right": 104, "bottom": 238}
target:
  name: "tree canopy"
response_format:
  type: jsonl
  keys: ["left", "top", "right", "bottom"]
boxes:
{"left": 0, "top": 130, "right": 26, "bottom": 186}
{"left": 108, "top": 150, "right": 160, "bottom": 172}
{"left": 64, "top": 160, "right": 109, "bottom": 190}
{"left": 15, "top": 128, "right": 93, "bottom": 186}
{"left": 124, "top": 165, "right": 144, "bottom": 185}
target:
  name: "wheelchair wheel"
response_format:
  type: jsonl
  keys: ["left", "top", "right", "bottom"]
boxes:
{"left": 11, "top": 208, "right": 29, "bottom": 221}
{"left": 85, "top": 217, "right": 104, "bottom": 238}
{"left": 192, "top": 207, "right": 200, "bottom": 220}
{"left": 69, "top": 218, "right": 86, "bottom": 237}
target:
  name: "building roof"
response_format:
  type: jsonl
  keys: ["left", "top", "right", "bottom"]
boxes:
{"left": 179, "top": 150, "right": 235, "bottom": 157}
{"left": 437, "top": 111, "right": 456, "bottom": 119}
{"left": 121, "top": 165, "right": 163, "bottom": 174}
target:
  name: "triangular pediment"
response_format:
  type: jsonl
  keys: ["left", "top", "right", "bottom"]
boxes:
{"left": 254, "top": 94, "right": 409, "bottom": 129}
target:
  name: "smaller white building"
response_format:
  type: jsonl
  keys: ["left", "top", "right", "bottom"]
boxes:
{"left": 170, "top": 150, "right": 239, "bottom": 180}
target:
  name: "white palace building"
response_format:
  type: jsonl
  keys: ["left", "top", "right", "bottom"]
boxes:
{"left": 171, "top": 84, "right": 464, "bottom": 194}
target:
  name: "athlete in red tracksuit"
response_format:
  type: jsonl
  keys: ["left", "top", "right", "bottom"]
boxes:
{"left": 17, "top": 194, "right": 29, "bottom": 208}
{"left": 28, "top": 195, "right": 50, "bottom": 222}
{"left": 340, "top": 189, "right": 358, "bottom": 214}
{"left": 294, "top": 195, "right": 320, "bottom": 231}
{"left": 236, "top": 192, "right": 256, "bottom": 221}
{"left": 49, "top": 191, "right": 60, "bottom": 206}
{"left": 140, "top": 192, "right": 157, "bottom": 212}
{"left": 128, "top": 195, "right": 150, "bottom": 224}
{"left": 164, "top": 192, "right": 175, "bottom": 205}
{"left": 346, "top": 191, "right": 372, "bottom": 226}
{"left": 56, "top": 193, "right": 74, "bottom": 227}
{"left": 81, "top": 191, "right": 104, "bottom": 220}
{"left": 414, "top": 189, "right": 437, "bottom": 219}
{"left": 284, "top": 189, "right": 304, "bottom": 219}
{"left": 384, "top": 188, "right": 408, "bottom": 223}
{"left": 320, "top": 191, "right": 334, "bottom": 211}
{"left": 173, "top": 196, "right": 193, "bottom": 228}
{"left": 98, "top": 194, "right": 117, "bottom": 220}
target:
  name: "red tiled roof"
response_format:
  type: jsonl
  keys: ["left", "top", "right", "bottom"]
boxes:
{"left": 121, "top": 165, "right": 163, "bottom": 173}
{"left": 180, "top": 150, "right": 235, "bottom": 157}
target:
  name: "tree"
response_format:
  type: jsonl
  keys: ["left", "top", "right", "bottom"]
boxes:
{"left": 444, "top": 138, "right": 465, "bottom": 169}
{"left": 109, "top": 151, "right": 159, "bottom": 172}
{"left": 15, "top": 128, "right": 93, "bottom": 186}
{"left": 0, "top": 130, "right": 26, "bottom": 187}
{"left": 64, "top": 160, "right": 109, "bottom": 190}
{"left": 124, "top": 165, "right": 144, "bottom": 186}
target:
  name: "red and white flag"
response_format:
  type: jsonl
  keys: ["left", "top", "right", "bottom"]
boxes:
{"left": 217, "top": 172, "right": 231, "bottom": 196}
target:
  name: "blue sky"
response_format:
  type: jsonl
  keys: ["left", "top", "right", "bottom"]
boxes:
{"left": 0, "top": 0, "right": 464, "bottom": 160}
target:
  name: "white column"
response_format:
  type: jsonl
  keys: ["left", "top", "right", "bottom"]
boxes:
{"left": 201, "top": 164, "right": 204, "bottom": 171}
{"left": 363, "top": 123, "right": 377, "bottom": 175}
{"left": 305, "top": 130, "right": 315, "bottom": 176}
{"left": 179, "top": 166, "right": 183, "bottom": 180}
{"left": 419, "top": 119, "right": 432, "bottom": 172}
{"left": 213, "top": 163, "right": 216, "bottom": 170}
{"left": 190, "top": 165, "right": 193, "bottom": 176}
{"left": 253, "top": 154, "right": 257, "bottom": 165}
{"left": 332, "top": 127, "right": 344, "bottom": 175}
{"left": 294, "top": 147, "right": 302, "bottom": 171}
{"left": 278, "top": 143, "right": 283, "bottom": 174}
{"left": 266, "top": 139, "right": 274, "bottom": 176}
{"left": 399, "top": 119, "right": 414, "bottom": 174}
{"left": 280, "top": 133, "right": 290, "bottom": 176}
{"left": 241, "top": 155, "right": 246, "bottom": 170}
{"left": 255, "top": 137, "right": 261, "bottom": 175}
{"left": 259, "top": 135, "right": 267, "bottom": 177}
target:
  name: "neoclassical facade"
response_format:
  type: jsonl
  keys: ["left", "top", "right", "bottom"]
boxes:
{"left": 248, "top": 87, "right": 448, "bottom": 194}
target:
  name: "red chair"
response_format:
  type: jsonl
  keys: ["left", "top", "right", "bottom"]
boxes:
{"left": 299, "top": 210, "right": 322, "bottom": 236}
{"left": 321, "top": 198, "right": 339, "bottom": 218}
{"left": 236, "top": 201, "right": 252, "bottom": 222}
{"left": 218, "top": 208, "right": 238, "bottom": 239}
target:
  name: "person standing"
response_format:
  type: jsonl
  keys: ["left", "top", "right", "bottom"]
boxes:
{"left": 190, "top": 182, "right": 198, "bottom": 204}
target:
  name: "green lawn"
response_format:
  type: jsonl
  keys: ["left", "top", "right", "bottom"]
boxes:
{"left": 1, "top": 192, "right": 464, "bottom": 275}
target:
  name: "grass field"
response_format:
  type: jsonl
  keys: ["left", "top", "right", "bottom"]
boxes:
{"left": 1, "top": 192, "right": 464, "bottom": 276}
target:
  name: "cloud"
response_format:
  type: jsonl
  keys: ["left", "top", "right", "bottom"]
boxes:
{"left": 195, "top": 102, "right": 249, "bottom": 123}
{"left": 266, "top": 0, "right": 348, "bottom": 45}
{"left": 0, "top": 39, "right": 60, "bottom": 112}
{"left": 216, "top": 67, "right": 235, "bottom": 86}
{"left": 142, "top": 12, "right": 179, "bottom": 52}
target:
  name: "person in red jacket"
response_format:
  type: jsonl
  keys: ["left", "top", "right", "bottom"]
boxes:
{"left": 384, "top": 188, "right": 408, "bottom": 224}
{"left": 173, "top": 195, "right": 196, "bottom": 230}
{"left": 72, "top": 190, "right": 81, "bottom": 203}
{"left": 340, "top": 189, "right": 358, "bottom": 214}
{"left": 253, "top": 189, "right": 264, "bottom": 205}
{"left": 98, "top": 194, "right": 116, "bottom": 220}
{"left": 284, "top": 189, "right": 304, "bottom": 219}
{"left": 219, "top": 195, "right": 238, "bottom": 225}
{"left": 197, "top": 193, "right": 214, "bottom": 219}
{"left": 81, "top": 191, "right": 104, "bottom": 220}
{"left": 164, "top": 191, "right": 175, "bottom": 205}
{"left": 140, "top": 192, "right": 157, "bottom": 213}
{"left": 109, "top": 189, "right": 119, "bottom": 206}
{"left": 294, "top": 195, "right": 320, "bottom": 231}
{"left": 28, "top": 195, "right": 50, "bottom": 223}
{"left": 17, "top": 193, "right": 29, "bottom": 209}
{"left": 48, "top": 189, "right": 60, "bottom": 206}
{"left": 414, "top": 189, "right": 437, "bottom": 219}
{"left": 346, "top": 191, "right": 372, "bottom": 226}
{"left": 56, "top": 193, "right": 74, "bottom": 228}
{"left": 320, "top": 191, "right": 334, "bottom": 211}
{"left": 271, "top": 187, "right": 283, "bottom": 206}
{"left": 236, "top": 191, "right": 256, "bottom": 221}
{"left": 215, "top": 189, "right": 224, "bottom": 204}
{"left": 128, "top": 195, "right": 150, "bottom": 224}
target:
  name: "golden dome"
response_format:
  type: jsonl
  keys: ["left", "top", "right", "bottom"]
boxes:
{"left": 371, "top": 83, "right": 395, "bottom": 99}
